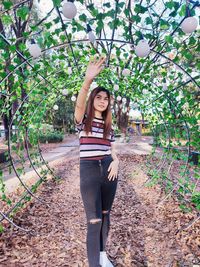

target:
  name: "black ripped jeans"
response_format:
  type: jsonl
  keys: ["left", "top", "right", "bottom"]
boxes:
{"left": 80, "top": 155, "right": 118, "bottom": 267}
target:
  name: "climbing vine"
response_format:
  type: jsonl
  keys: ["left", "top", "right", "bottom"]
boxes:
{"left": 0, "top": 0, "right": 199, "bottom": 233}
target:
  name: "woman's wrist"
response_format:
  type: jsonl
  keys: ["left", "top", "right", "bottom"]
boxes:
{"left": 81, "top": 78, "right": 93, "bottom": 92}
{"left": 84, "top": 77, "right": 93, "bottom": 85}
{"left": 113, "top": 158, "right": 119, "bottom": 164}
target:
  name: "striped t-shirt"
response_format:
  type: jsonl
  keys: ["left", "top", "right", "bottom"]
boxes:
{"left": 75, "top": 114, "right": 115, "bottom": 160}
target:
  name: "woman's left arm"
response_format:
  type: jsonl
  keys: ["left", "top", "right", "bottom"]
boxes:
{"left": 107, "top": 142, "right": 119, "bottom": 181}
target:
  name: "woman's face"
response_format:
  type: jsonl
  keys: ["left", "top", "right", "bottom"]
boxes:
{"left": 93, "top": 91, "right": 109, "bottom": 113}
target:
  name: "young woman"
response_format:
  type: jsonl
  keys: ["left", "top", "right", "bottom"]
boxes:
{"left": 74, "top": 55, "right": 119, "bottom": 267}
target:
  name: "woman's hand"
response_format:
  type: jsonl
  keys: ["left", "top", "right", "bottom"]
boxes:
{"left": 85, "top": 55, "right": 106, "bottom": 82}
{"left": 107, "top": 160, "right": 119, "bottom": 181}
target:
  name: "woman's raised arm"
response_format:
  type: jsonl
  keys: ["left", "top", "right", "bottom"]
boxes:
{"left": 74, "top": 55, "right": 106, "bottom": 124}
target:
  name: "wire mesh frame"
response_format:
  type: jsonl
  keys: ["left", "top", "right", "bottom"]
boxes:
{"left": 0, "top": 0, "right": 199, "bottom": 232}
{"left": 0, "top": 40, "right": 198, "bottom": 230}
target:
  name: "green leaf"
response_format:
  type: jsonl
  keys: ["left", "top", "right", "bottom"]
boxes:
{"left": 160, "top": 19, "right": 169, "bottom": 30}
{"left": 30, "top": 25, "right": 38, "bottom": 32}
{"left": 103, "top": 2, "right": 111, "bottom": 8}
{"left": 184, "top": 52, "right": 193, "bottom": 60}
{"left": 54, "top": 28, "right": 62, "bottom": 35}
{"left": 169, "top": 10, "right": 177, "bottom": 17}
{"left": 2, "top": 15, "right": 12, "bottom": 25}
{"left": 165, "top": 1, "right": 174, "bottom": 9}
{"left": 8, "top": 65, "right": 15, "bottom": 71}
{"left": 118, "top": 2, "right": 125, "bottom": 9}
{"left": 188, "top": 36, "right": 196, "bottom": 46}
{"left": 106, "top": 9, "right": 115, "bottom": 18}
{"left": 108, "top": 21, "right": 115, "bottom": 30}
{"left": 19, "top": 43, "right": 26, "bottom": 51}
{"left": 9, "top": 45, "right": 16, "bottom": 52}
{"left": 1, "top": 194, "right": 7, "bottom": 201}
{"left": 76, "top": 22, "right": 84, "bottom": 31}
{"left": 22, "top": 31, "right": 29, "bottom": 38}
{"left": 116, "top": 49, "right": 121, "bottom": 57}
{"left": 90, "top": 6, "right": 99, "bottom": 17}
{"left": 134, "top": 4, "right": 148, "bottom": 14}
{"left": 6, "top": 198, "right": 12, "bottom": 205}
{"left": 53, "top": 17, "right": 60, "bottom": 24}
{"left": 60, "top": 34, "right": 66, "bottom": 42}
{"left": 179, "top": 4, "right": 186, "bottom": 17}
{"left": 96, "top": 20, "right": 104, "bottom": 34}
{"left": 45, "top": 22, "right": 52, "bottom": 29}
{"left": 152, "top": 12, "right": 159, "bottom": 17}
{"left": 0, "top": 224, "right": 4, "bottom": 233}
{"left": 58, "top": 54, "right": 66, "bottom": 60}
{"left": 96, "top": 13, "right": 104, "bottom": 20}
{"left": 44, "top": 31, "right": 50, "bottom": 39}
{"left": 16, "top": 6, "right": 29, "bottom": 20}
{"left": 79, "top": 14, "right": 87, "bottom": 22}
{"left": 52, "top": 0, "right": 62, "bottom": 7}
{"left": 37, "top": 37, "right": 43, "bottom": 46}
{"left": 2, "top": 1, "right": 13, "bottom": 9}
{"left": 165, "top": 35, "right": 173, "bottom": 44}
{"left": 124, "top": 8, "right": 129, "bottom": 17}
{"left": 131, "top": 15, "right": 141, "bottom": 23}
{"left": 0, "top": 39, "right": 5, "bottom": 49}
{"left": 145, "top": 17, "right": 152, "bottom": 25}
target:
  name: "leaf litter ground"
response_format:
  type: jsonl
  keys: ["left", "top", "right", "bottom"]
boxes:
{"left": 0, "top": 143, "right": 199, "bottom": 267}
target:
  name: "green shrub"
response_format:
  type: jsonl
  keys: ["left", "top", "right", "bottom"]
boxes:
{"left": 38, "top": 131, "right": 64, "bottom": 143}
{"left": 191, "top": 193, "right": 200, "bottom": 210}
{"left": 114, "top": 127, "right": 121, "bottom": 135}
{"left": 144, "top": 131, "right": 153, "bottom": 136}
{"left": 30, "top": 123, "right": 54, "bottom": 133}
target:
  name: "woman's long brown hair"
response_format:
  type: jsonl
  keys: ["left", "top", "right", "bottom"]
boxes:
{"left": 84, "top": 86, "right": 112, "bottom": 139}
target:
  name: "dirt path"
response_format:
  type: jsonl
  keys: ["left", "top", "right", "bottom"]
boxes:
{"left": 0, "top": 145, "right": 199, "bottom": 266}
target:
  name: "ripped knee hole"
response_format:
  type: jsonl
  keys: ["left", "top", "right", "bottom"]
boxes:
{"left": 89, "top": 218, "right": 102, "bottom": 224}
{"left": 102, "top": 210, "right": 109, "bottom": 214}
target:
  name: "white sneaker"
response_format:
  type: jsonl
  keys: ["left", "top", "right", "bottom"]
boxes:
{"left": 99, "top": 251, "right": 114, "bottom": 267}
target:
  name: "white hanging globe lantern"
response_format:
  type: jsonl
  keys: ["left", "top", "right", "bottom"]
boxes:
{"left": 168, "top": 52, "right": 175, "bottom": 60}
{"left": 135, "top": 39, "right": 150, "bottom": 58}
{"left": 28, "top": 41, "right": 42, "bottom": 58}
{"left": 117, "top": 95, "right": 122, "bottom": 101}
{"left": 122, "top": 97, "right": 126, "bottom": 103}
{"left": 183, "top": 102, "right": 189, "bottom": 110}
{"left": 62, "top": 89, "right": 69, "bottom": 96}
{"left": 62, "top": 1, "right": 77, "bottom": 20}
{"left": 122, "top": 68, "right": 130, "bottom": 77}
{"left": 185, "top": 76, "right": 191, "bottom": 82}
{"left": 114, "top": 84, "right": 119, "bottom": 91}
{"left": 87, "top": 24, "right": 96, "bottom": 43}
{"left": 90, "top": 82, "right": 98, "bottom": 90}
{"left": 88, "top": 31, "right": 96, "bottom": 43}
{"left": 181, "top": 16, "right": 198, "bottom": 34}
{"left": 163, "top": 83, "right": 168, "bottom": 91}
{"left": 142, "top": 89, "right": 148, "bottom": 95}
{"left": 67, "top": 67, "right": 72, "bottom": 75}
{"left": 176, "top": 92, "right": 183, "bottom": 101}
{"left": 175, "top": 65, "right": 182, "bottom": 72}
{"left": 53, "top": 104, "right": 59, "bottom": 111}
{"left": 71, "top": 95, "right": 76, "bottom": 102}
{"left": 110, "top": 96, "right": 115, "bottom": 106}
